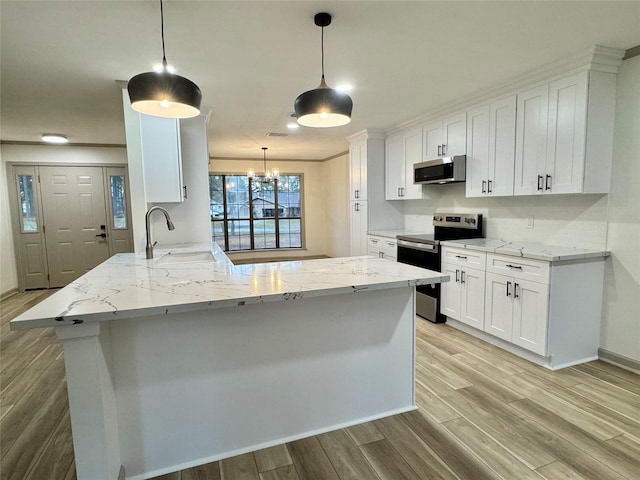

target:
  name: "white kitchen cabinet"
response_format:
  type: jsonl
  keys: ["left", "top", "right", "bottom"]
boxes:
{"left": 484, "top": 271, "right": 549, "bottom": 356}
{"left": 349, "top": 139, "right": 367, "bottom": 201}
{"left": 514, "top": 70, "right": 617, "bottom": 195}
{"left": 514, "top": 85, "right": 549, "bottom": 195}
{"left": 350, "top": 201, "right": 368, "bottom": 256}
{"left": 385, "top": 128, "right": 423, "bottom": 200}
{"left": 367, "top": 235, "right": 397, "bottom": 261}
{"left": 440, "top": 247, "right": 487, "bottom": 330}
{"left": 140, "top": 115, "right": 185, "bottom": 203}
{"left": 422, "top": 113, "right": 466, "bottom": 161}
{"left": 465, "top": 95, "right": 516, "bottom": 197}
{"left": 348, "top": 130, "right": 403, "bottom": 256}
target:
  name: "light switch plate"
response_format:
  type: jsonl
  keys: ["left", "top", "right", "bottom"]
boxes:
{"left": 526, "top": 216, "right": 534, "bottom": 229}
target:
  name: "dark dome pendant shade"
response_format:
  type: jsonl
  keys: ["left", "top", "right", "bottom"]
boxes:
{"left": 127, "top": 0, "right": 202, "bottom": 119}
{"left": 294, "top": 12, "right": 353, "bottom": 128}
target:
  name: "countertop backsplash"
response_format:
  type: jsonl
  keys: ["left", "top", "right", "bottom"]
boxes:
{"left": 400, "top": 184, "right": 608, "bottom": 251}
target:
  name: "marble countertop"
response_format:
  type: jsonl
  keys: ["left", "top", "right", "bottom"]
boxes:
{"left": 367, "top": 229, "right": 428, "bottom": 239}
{"left": 440, "top": 238, "right": 610, "bottom": 262}
{"left": 10, "top": 243, "right": 448, "bottom": 331}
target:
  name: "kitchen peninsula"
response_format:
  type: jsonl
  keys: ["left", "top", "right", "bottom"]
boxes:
{"left": 10, "top": 243, "right": 448, "bottom": 480}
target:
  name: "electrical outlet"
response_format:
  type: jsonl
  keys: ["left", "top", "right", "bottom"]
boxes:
{"left": 526, "top": 216, "right": 534, "bottom": 229}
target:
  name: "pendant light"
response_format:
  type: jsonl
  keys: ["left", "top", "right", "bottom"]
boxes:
{"left": 262, "top": 147, "right": 279, "bottom": 182}
{"left": 294, "top": 12, "right": 353, "bottom": 128}
{"left": 128, "top": 0, "right": 202, "bottom": 119}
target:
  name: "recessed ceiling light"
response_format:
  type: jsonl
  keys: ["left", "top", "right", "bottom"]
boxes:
{"left": 287, "top": 122, "right": 299, "bottom": 130}
{"left": 41, "top": 133, "right": 69, "bottom": 144}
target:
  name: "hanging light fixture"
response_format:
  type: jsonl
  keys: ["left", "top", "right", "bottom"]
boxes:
{"left": 294, "top": 12, "right": 353, "bottom": 128}
{"left": 128, "top": 0, "right": 202, "bottom": 119}
{"left": 260, "top": 147, "right": 279, "bottom": 182}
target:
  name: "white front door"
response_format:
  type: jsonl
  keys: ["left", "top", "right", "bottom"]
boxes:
{"left": 39, "top": 166, "right": 110, "bottom": 287}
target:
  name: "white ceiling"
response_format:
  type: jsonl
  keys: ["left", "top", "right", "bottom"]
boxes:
{"left": 1, "top": 1, "right": 639, "bottom": 161}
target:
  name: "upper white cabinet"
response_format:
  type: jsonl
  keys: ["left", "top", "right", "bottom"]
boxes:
{"left": 349, "top": 139, "right": 367, "bottom": 201}
{"left": 465, "top": 95, "right": 516, "bottom": 197}
{"left": 385, "top": 127, "right": 423, "bottom": 200}
{"left": 140, "top": 115, "right": 185, "bottom": 203}
{"left": 423, "top": 113, "right": 466, "bottom": 160}
{"left": 515, "top": 70, "right": 617, "bottom": 195}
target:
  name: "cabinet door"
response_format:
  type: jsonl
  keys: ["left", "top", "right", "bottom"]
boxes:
{"left": 140, "top": 116, "right": 184, "bottom": 203}
{"left": 350, "top": 201, "right": 368, "bottom": 256}
{"left": 350, "top": 140, "right": 367, "bottom": 201}
{"left": 402, "top": 127, "right": 423, "bottom": 199}
{"left": 385, "top": 134, "right": 403, "bottom": 200}
{"left": 484, "top": 272, "right": 513, "bottom": 341}
{"left": 512, "top": 279, "right": 549, "bottom": 355}
{"left": 465, "top": 104, "right": 490, "bottom": 198}
{"left": 422, "top": 122, "right": 442, "bottom": 160}
{"left": 460, "top": 268, "right": 486, "bottom": 330}
{"left": 488, "top": 95, "right": 516, "bottom": 196}
{"left": 440, "top": 263, "right": 461, "bottom": 319}
{"left": 442, "top": 113, "right": 466, "bottom": 156}
{"left": 546, "top": 72, "right": 588, "bottom": 194}
{"left": 514, "top": 85, "right": 549, "bottom": 195}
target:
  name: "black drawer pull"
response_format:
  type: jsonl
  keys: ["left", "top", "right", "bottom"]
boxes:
{"left": 455, "top": 255, "right": 467, "bottom": 259}
{"left": 506, "top": 264, "right": 523, "bottom": 269}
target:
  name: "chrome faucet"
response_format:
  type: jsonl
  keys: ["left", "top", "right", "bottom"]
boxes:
{"left": 145, "top": 206, "right": 175, "bottom": 259}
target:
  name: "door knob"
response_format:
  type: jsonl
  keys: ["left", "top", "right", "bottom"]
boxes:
{"left": 95, "top": 233, "right": 107, "bottom": 238}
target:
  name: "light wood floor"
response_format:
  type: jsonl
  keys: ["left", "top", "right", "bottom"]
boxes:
{"left": 1, "top": 291, "right": 639, "bottom": 480}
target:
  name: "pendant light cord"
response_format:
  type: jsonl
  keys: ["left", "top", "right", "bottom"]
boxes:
{"left": 160, "top": 0, "right": 167, "bottom": 69}
{"left": 320, "top": 24, "right": 325, "bottom": 79}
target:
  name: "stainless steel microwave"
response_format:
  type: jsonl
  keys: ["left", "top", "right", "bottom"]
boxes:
{"left": 413, "top": 155, "right": 466, "bottom": 185}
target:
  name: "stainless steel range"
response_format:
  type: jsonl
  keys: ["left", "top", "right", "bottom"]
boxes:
{"left": 397, "top": 213, "right": 483, "bottom": 323}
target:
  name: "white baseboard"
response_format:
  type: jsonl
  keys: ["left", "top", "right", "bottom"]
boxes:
{"left": 598, "top": 348, "right": 640, "bottom": 374}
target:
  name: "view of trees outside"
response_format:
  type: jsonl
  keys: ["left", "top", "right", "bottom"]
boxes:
{"left": 209, "top": 174, "right": 302, "bottom": 251}
{"left": 110, "top": 175, "right": 127, "bottom": 229}
{"left": 18, "top": 174, "right": 37, "bottom": 232}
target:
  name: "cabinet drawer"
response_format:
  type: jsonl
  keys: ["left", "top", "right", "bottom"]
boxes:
{"left": 368, "top": 236, "right": 397, "bottom": 260}
{"left": 442, "top": 247, "right": 486, "bottom": 269}
{"left": 486, "top": 254, "right": 550, "bottom": 283}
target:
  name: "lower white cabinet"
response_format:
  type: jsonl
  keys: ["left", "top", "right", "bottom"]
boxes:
{"left": 350, "top": 201, "right": 368, "bottom": 256}
{"left": 441, "top": 247, "right": 605, "bottom": 368}
{"left": 484, "top": 272, "right": 549, "bottom": 355}
{"left": 367, "top": 235, "right": 397, "bottom": 261}
{"left": 441, "top": 262, "right": 485, "bottom": 330}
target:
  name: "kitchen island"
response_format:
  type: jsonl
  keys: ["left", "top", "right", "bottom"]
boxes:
{"left": 10, "top": 243, "right": 448, "bottom": 480}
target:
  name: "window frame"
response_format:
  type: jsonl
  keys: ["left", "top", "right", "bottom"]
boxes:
{"left": 209, "top": 173, "right": 304, "bottom": 252}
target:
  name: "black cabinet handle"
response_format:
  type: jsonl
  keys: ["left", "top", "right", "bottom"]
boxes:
{"left": 95, "top": 233, "right": 107, "bottom": 238}
{"left": 514, "top": 282, "right": 519, "bottom": 299}
{"left": 545, "top": 175, "right": 551, "bottom": 191}
{"left": 442, "top": 144, "right": 447, "bottom": 155}
{"left": 455, "top": 269, "right": 460, "bottom": 283}
{"left": 506, "top": 281, "right": 511, "bottom": 297}
{"left": 455, "top": 255, "right": 467, "bottom": 260}
{"left": 438, "top": 145, "right": 442, "bottom": 156}
{"left": 506, "top": 264, "right": 523, "bottom": 269}
{"left": 183, "top": 185, "right": 188, "bottom": 199}
{"left": 355, "top": 189, "right": 359, "bottom": 199}
{"left": 482, "top": 180, "right": 486, "bottom": 194}
{"left": 488, "top": 179, "right": 493, "bottom": 194}
{"left": 461, "top": 270, "right": 466, "bottom": 284}
{"left": 537, "top": 175, "right": 543, "bottom": 191}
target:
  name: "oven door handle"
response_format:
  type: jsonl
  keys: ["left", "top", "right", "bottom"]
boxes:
{"left": 397, "top": 239, "right": 438, "bottom": 252}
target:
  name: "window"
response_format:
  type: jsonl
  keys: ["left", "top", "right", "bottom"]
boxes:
{"left": 17, "top": 174, "right": 37, "bottom": 233}
{"left": 209, "top": 174, "right": 302, "bottom": 251}
{"left": 110, "top": 175, "right": 127, "bottom": 229}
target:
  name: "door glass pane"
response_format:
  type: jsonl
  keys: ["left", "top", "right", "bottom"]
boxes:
{"left": 110, "top": 175, "right": 127, "bottom": 229}
{"left": 18, "top": 174, "right": 37, "bottom": 232}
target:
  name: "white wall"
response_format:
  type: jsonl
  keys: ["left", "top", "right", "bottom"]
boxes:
{"left": 601, "top": 55, "right": 640, "bottom": 364}
{"left": 0, "top": 150, "right": 18, "bottom": 296}
{"left": 0, "top": 144, "right": 128, "bottom": 295}
{"left": 323, "top": 153, "right": 350, "bottom": 258}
